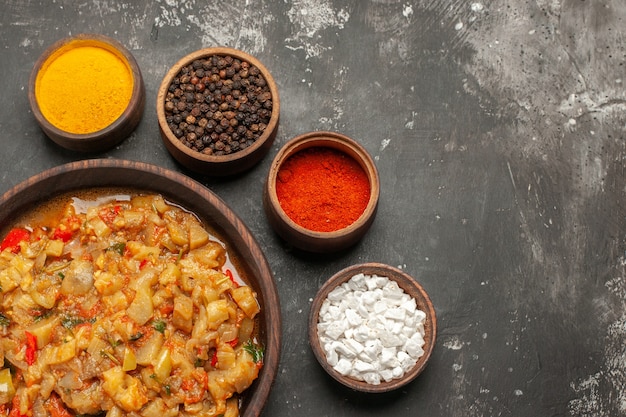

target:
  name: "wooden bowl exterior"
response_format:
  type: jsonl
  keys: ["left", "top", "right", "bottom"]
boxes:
{"left": 0, "top": 159, "right": 281, "bottom": 417}
{"left": 263, "top": 131, "right": 380, "bottom": 253}
{"left": 308, "top": 263, "right": 436, "bottom": 393}
{"left": 157, "top": 47, "right": 280, "bottom": 176}
{"left": 28, "top": 34, "right": 145, "bottom": 152}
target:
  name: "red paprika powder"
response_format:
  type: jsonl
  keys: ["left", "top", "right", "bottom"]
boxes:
{"left": 276, "top": 147, "right": 371, "bottom": 232}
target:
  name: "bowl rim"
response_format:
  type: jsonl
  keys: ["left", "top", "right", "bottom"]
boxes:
{"left": 156, "top": 46, "right": 280, "bottom": 164}
{"left": 308, "top": 262, "right": 437, "bottom": 393}
{"left": 265, "top": 131, "right": 380, "bottom": 239}
{"left": 0, "top": 159, "right": 282, "bottom": 417}
{"left": 27, "top": 33, "right": 145, "bottom": 142}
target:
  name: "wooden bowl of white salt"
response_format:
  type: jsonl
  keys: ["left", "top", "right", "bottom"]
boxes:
{"left": 308, "top": 262, "right": 437, "bottom": 393}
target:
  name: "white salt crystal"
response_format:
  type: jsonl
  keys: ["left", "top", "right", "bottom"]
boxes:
{"left": 380, "top": 369, "right": 394, "bottom": 382}
{"left": 390, "top": 321, "right": 404, "bottom": 336}
{"left": 327, "top": 286, "right": 347, "bottom": 302}
{"left": 400, "top": 298, "right": 417, "bottom": 314}
{"left": 382, "top": 332, "right": 404, "bottom": 348}
{"left": 353, "top": 359, "right": 375, "bottom": 373}
{"left": 332, "top": 341, "right": 356, "bottom": 359}
{"left": 327, "top": 305, "right": 342, "bottom": 320}
{"left": 357, "top": 303, "right": 370, "bottom": 318}
{"left": 345, "top": 308, "right": 362, "bottom": 326}
{"left": 404, "top": 336, "right": 425, "bottom": 359}
{"left": 344, "top": 338, "right": 364, "bottom": 355}
{"left": 385, "top": 307, "right": 406, "bottom": 322}
{"left": 373, "top": 300, "right": 387, "bottom": 314}
{"left": 352, "top": 325, "right": 371, "bottom": 342}
{"left": 397, "top": 351, "right": 416, "bottom": 372}
{"left": 363, "top": 372, "right": 381, "bottom": 385}
{"left": 347, "top": 274, "right": 366, "bottom": 290}
{"left": 414, "top": 309, "right": 426, "bottom": 322}
{"left": 380, "top": 347, "right": 398, "bottom": 367}
{"left": 334, "top": 358, "right": 352, "bottom": 375}
{"left": 323, "top": 321, "right": 346, "bottom": 340}
{"left": 326, "top": 346, "right": 339, "bottom": 366}
{"left": 361, "top": 290, "right": 378, "bottom": 305}
{"left": 360, "top": 339, "right": 382, "bottom": 361}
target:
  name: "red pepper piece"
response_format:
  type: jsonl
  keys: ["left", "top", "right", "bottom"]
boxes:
{"left": 224, "top": 268, "right": 239, "bottom": 288}
{"left": 0, "top": 228, "right": 30, "bottom": 253}
{"left": 25, "top": 331, "right": 37, "bottom": 366}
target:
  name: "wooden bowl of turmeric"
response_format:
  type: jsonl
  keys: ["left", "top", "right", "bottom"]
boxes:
{"left": 28, "top": 34, "right": 145, "bottom": 152}
{"left": 263, "top": 131, "right": 380, "bottom": 254}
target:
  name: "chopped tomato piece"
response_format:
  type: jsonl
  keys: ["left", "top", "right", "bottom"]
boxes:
{"left": 52, "top": 227, "right": 73, "bottom": 242}
{"left": 98, "top": 205, "right": 122, "bottom": 225}
{"left": 158, "top": 302, "right": 174, "bottom": 315}
{"left": 25, "top": 331, "right": 37, "bottom": 365}
{"left": 0, "top": 228, "right": 30, "bottom": 253}
{"left": 181, "top": 370, "right": 208, "bottom": 404}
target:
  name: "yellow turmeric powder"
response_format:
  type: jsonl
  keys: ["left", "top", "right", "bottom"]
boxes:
{"left": 35, "top": 40, "right": 133, "bottom": 134}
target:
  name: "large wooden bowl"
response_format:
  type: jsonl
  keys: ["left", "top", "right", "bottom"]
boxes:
{"left": 309, "top": 263, "right": 436, "bottom": 393}
{"left": 157, "top": 47, "right": 280, "bottom": 176}
{"left": 0, "top": 159, "right": 281, "bottom": 417}
{"left": 28, "top": 34, "right": 145, "bottom": 152}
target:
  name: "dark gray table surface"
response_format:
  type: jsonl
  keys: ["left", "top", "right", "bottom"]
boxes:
{"left": 1, "top": 1, "right": 625, "bottom": 416}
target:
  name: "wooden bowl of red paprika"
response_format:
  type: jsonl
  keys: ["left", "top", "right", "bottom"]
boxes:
{"left": 263, "top": 131, "right": 380, "bottom": 253}
{"left": 28, "top": 33, "right": 146, "bottom": 152}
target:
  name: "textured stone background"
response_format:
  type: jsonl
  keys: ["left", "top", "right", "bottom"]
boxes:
{"left": 1, "top": 1, "right": 625, "bottom": 416}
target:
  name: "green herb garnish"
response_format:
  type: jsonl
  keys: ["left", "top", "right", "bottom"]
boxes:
{"left": 153, "top": 320, "right": 166, "bottom": 333}
{"left": 243, "top": 340, "right": 264, "bottom": 364}
{"left": 129, "top": 332, "right": 144, "bottom": 341}
{"left": 109, "top": 242, "right": 126, "bottom": 255}
{"left": 33, "top": 309, "right": 52, "bottom": 322}
{"left": 61, "top": 316, "right": 85, "bottom": 329}
{"left": 100, "top": 349, "right": 120, "bottom": 365}
{"left": 61, "top": 316, "right": 94, "bottom": 330}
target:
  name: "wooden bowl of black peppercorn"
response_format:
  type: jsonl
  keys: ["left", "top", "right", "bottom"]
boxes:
{"left": 157, "top": 47, "right": 280, "bottom": 177}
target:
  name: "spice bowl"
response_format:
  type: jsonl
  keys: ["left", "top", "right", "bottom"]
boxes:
{"left": 263, "top": 131, "right": 379, "bottom": 253}
{"left": 309, "top": 263, "right": 437, "bottom": 393}
{"left": 157, "top": 47, "right": 280, "bottom": 176}
{"left": 28, "top": 33, "right": 145, "bottom": 152}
